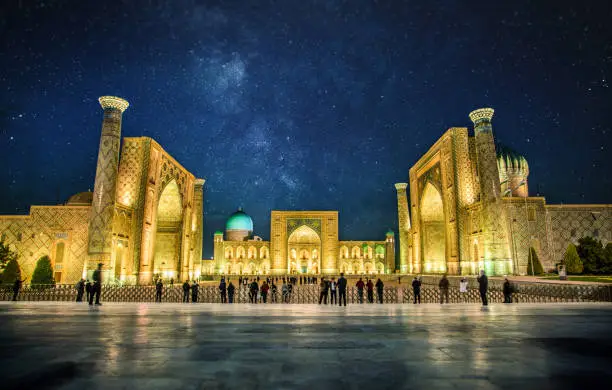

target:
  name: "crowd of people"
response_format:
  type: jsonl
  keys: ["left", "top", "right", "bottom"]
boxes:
{"left": 7, "top": 266, "right": 515, "bottom": 306}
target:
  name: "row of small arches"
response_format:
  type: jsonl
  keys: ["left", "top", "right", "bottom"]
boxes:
{"left": 225, "top": 246, "right": 269, "bottom": 260}
{"left": 339, "top": 245, "right": 385, "bottom": 260}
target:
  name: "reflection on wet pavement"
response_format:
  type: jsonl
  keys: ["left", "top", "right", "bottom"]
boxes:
{"left": 1, "top": 302, "right": 611, "bottom": 389}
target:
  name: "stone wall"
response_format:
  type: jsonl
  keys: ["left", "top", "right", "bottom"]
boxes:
{"left": 0, "top": 206, "right": 90, "bottom": 284}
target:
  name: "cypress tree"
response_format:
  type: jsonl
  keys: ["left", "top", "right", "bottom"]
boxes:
{"left": 31, "top": 255, "right": 55, "bottom": 286}
{"left": 0, "top": 257, "right": 21, "bottom": 286}
{"left": 563, "top": 243, "right": 583, "bottom": 274}
{"left": 527, "top": 247, "right": 544, "bottom": 275}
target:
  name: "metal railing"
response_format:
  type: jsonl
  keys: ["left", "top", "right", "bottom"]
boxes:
{"left": 1, "top": 281, "right": 611, "bottom": 303}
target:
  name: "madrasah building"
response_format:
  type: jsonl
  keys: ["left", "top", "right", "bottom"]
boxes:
{"left": 394, "top": 108, "right": 611, "bottom": 276}
{"left": 0, "top": 99, "right": 609, "bottom": 283}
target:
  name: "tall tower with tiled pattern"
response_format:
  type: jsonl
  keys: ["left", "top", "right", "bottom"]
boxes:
{"left": 87, "top": 96, "right": 129, "bottom": 280}
{"left": 394, "top": 183, "right": 411, "bottom": 273}
{"left": 385, "top": 230, "right": 396, "bottom": 273}
{"left": 469, "top": 108, "right": 512, "bottom": 274}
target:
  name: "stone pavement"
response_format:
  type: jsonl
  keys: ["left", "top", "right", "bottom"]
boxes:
{"left": 1, "top": 302, "right": 611, "bottom": 390}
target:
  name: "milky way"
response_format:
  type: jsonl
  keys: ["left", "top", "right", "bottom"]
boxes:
{"left": 1, "top": 1, "right": 611, "bottom": 257}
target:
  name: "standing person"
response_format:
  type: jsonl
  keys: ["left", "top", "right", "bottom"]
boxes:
{"left": 261, "top": 281, "right": 270, "bottom": 303}
{"left": 287, "top": 281, "right": 293, "bottom": 302}
{"left": 356, "top": 278, "right": 365, "bottom": 304}
{"left": 12, "top": 277, "right": 25, "bottom": 301}
{"left": 337, "top": 273, "right": 347, "bottom": 306}
{"left": 366, "top": 278, "right": 374, "bottom": 304}
{"left": 375, "top": 278, "right": 384, "bottom": 304}
{"left": 75, "top": 279, "right": 85, "bottom": 302}
{"left": 191, "top": 281, "right": 199, "bottom": 303}
{"left": 271, "top": 281, "right": 278, "bottom": 303}
{"left": 329, "top": 277, "right": 337, "bottom": 305}
{"left": 85, "top": 280, "right": 92, "bottom": 303}
{"left": 477, "top": 270, "right": 488, "bottom": 306}
{"left": 318, "top": 278, "right": 328, "bottom": 305}
{"left": 89, "top": 263, "right": 103, "bottom": 306}
{"left": 459, "top": 277, "right": 469, "bottom": 303}
{"left": 249, "top": 280, "right": 259, "bottom": 304}
{"left": 439, "top": 274, "right": 450, "bottom": 304}
{"left": 412, "top": 276, "right": 421, "bottom": 304}
{"left": 155, "top": 279, "right": 163, "bottom": 303}
{"left": 282, "top": 281, "right": 289, "bottom": 303}
{"left": 219, "top": 277, "right": 227, "bottom": 303}
{"left": 170, "top": 278, "right": 174, "bottom": 287}
{"left": 503, "top": 278, "right": 513, "bottom": 303}
{"left": 182, "top": 280, "right": 190, "bottom": 303}
{"left": 238, "top": 276, "right": 242, "bottom": 286}
{"left": 228, "top": 281, "right": 236, "bottom": 303}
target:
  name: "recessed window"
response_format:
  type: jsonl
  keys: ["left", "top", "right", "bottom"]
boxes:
{"left": 528, "top": 208, "right": 536, "bottom": 221}
{"left": 571, "top": 229, "right": 577, "bottom": 237}
{"left": 593, "top": 229, "right": 599, "bottom": 237}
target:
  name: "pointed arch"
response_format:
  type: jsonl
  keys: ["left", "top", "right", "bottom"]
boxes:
{"left": 420, "top": 181, "right": 446, "bottom": 273}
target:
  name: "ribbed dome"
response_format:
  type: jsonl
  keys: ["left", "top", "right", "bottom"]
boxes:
{"left": 496, "top": 144, "right": 529, "bottom": 175}
{"left": 66, "top": 191, "right": 93, "bottom": 206}
{"left": 226, "top": 208, "right": 253, "bottom": 232}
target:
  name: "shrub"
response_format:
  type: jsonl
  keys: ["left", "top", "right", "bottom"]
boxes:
{"left": 527, "top": 247, "right": 544, "bottom": 275}
{"left": 0, "top": 257, "right": 21, "bottom": 286}
{"left": 563, "top": 243, "right": 583, "bottom": 274}
{"left": 576, "top": 237, "right": 608, "bottom": 274}
{"left": 0, "top": 239, "right": 18, "bottom": 272}
{"left": 30, "top": 255, "right": 55, "bottom": 286}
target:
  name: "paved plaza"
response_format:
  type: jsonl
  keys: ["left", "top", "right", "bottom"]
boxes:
{"left": 1, "top": 302, "right": 611, "bottom": 389}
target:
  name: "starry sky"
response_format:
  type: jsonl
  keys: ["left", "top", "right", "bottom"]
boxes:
{"left": 1, "top": 1, "right": 611, "bottom": 258}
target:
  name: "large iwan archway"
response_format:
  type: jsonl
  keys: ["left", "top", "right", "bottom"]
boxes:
{"left": 153, "top": 180, "right": 183, "bottom": 280}
{"left": 287, "top": 225, "right": 321, "bottom": 274}
{"left": 420, "top": 182, "right": 446, "bottom": 273}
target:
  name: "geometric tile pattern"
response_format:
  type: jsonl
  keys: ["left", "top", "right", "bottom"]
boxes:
{"left": 0, "top": 206, "right": 89, "bottom": 283}
{"left": 402, "top": 108, "right": 611, "bottom": 276}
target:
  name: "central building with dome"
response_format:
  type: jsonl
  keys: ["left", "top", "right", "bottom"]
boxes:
{"left": 210, "top": 209, "right": 395, "bottom": 275}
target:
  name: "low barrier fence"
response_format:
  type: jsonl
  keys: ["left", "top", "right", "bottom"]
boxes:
{"left": 2, "top": 282, "right": 611, "bottom": 303}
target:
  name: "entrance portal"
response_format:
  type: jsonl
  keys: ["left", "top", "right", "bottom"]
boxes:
{"left": 287, "top": 225, "right": 321, "bottom": 274}
{"left": 153, "top": 180, "right": 183, "bottom": 280}
{"left": 420, "top": 182, "right": 446, "bottom": 273}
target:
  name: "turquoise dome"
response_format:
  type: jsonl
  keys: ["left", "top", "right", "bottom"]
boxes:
{"left": 226, "top": 209, "right": 253, "bottom": 232}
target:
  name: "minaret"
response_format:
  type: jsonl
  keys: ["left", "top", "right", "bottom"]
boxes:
{"left": 87, "top": 96, "right": 129, "bottom": 281}
{"left": 469, "top": 108, "right": 512, "bottom": 274}
{"left": 394, "top": 183, "right": 411, "bottom": 273}
{"left": 385, "top": 230, "right": 396, "bottom": 274}
{"left": 214, "top": 231, "right": 224, "bottom": 274}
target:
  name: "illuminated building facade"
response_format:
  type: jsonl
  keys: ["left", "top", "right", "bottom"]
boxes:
{"left": 396, "top": 108, "right": 611, "bottom": 276}
{"left": 211, "top": 210, "right": 395, "bottom": 275}
{"left": 0, "top": 96, "right": 204, "bottom": 284}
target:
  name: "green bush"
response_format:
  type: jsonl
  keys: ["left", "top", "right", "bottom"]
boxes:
{"left": 527, "top": 247, "right": 544, "bottom": 275}
{"left": 30, "top": 255, "right": 55, "bottom": 286}
{"left": 0, "top": 257, "right": 21, "bottom": 286}
{"left": 0, "top": 239, "right": 18, "bottom": 272}
{"left": 563, "top": 243, "right": 583, "bottom": 274}
{"left": 576, "top": 237, "right": 610, "bottom": 274}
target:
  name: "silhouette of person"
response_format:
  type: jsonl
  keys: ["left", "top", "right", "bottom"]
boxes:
{"left": 155, "top": 279, "right": 163, "bottom": 302}
{"left": 182, "top": 280, "right": 190, "bottom": 303}
{"left": 89, "top": 263, "right": 103, "bottom": 306}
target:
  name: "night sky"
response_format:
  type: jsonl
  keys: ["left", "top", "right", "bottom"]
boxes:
{"left": 1, "top": 1, "right": 611, "bottom": 258}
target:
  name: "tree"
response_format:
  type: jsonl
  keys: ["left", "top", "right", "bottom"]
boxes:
{"left": 0, "top": 257, "right": 21, "bottom": 285}
{"left": 576, "top": 237, "right": 605, "bottom": 274}
{"left": 30, "top": 255, "right": 55, "bottom": 286}
{"left": 562, "top": 243, "right": 583, "bottom": 274}
{"left": 527, "top": 247, "right": 544, "bottom": 275}
{"left": 603, "top": 243, "right": 612, "bottom": 274}
{"left": 0, "top": 239, "right": 18, "bottom": 273}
